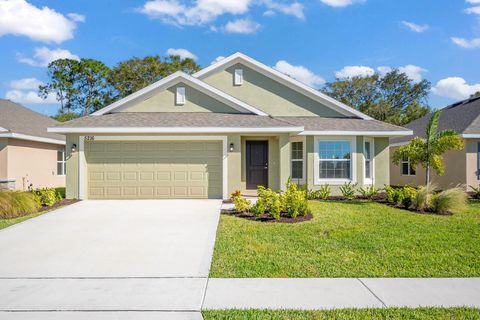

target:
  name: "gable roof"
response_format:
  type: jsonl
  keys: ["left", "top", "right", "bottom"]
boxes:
{"left": 92, "top": 71, "right": 267, "bottom": 116}
{"left": 391, "top": 96, "right": 480, "bottom": 145}
{"left": 0, "top": 99, "right": 65, "bottom": 145}
{"left": 194, "top": 52, "right": 373, "bottom": 120}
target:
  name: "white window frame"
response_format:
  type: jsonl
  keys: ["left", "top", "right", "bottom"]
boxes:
{"left": 57, "top": 148, "right": 66, "bottom": 176}
{"left": 401, "top": 157, "right": 416, "bottom": 176}
{"left": 234, "top": 69, "right": 243, "bottom": 86}
{"left": 314, "top": 136, "right": 356, "bottom": 185}
{"left": 290, "top": 136, "right": 306, "bottom": 184}
{"left": 364, "top": 138, "right": 374, "bottom": 185}
{"left": 175, "top": 87, "right": 186, "bottom": 105}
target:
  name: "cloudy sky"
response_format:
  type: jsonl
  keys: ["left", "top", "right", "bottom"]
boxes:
{"left": 0, "top": 0, "right": 479, "bottom": 115}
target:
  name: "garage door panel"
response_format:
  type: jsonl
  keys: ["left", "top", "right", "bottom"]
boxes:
{"left": 86, "top": 141, "right": 222, "bottom": 199}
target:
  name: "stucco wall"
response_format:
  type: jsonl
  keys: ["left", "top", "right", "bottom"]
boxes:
{"left": 202, "top": 63, "right": 345, "bottom": 117}
{"left": 118, "top": 82, "right": 240, "bottom": 113}
{"left": 0, "top": 138, "right": 7, "bottom": 180}
{"left": 390, "top": 145, "right": 467, "bottom": 189}
{"left": 6, "top": 139, "right": 65, "bottom": 190}
{"left": 466, "top": 139, "right": 480, "bottom": 189}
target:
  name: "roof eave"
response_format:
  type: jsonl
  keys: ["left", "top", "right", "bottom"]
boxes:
{"left": 48, "top": 126, "right": 305, "bottom": 134}
{"left": 0, "top": 132, "right": 65, "bottom": 145}
{"left": 299, "top": 130, "right": 414, "bottom": 137}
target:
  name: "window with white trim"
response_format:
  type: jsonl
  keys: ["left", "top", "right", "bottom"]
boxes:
{"left": 234, "top": 69, "right": 243, "bottom": 86}
{"left": 364, "top": 140, "right": 372, "bottom": 181}
{"left": 318, "top": 140, "right": 351, "bottom": 180}
{"left": 291, "top": 141, "right": 304, "bottom": 181}
{"left": 176, "top": 87, "right": 186, "bottom": 105}
{"left": 57, "top": 148, "right": 66, "bottom": 176}
{"left": 401, "top": 157, "right": 416, "bottom": 176}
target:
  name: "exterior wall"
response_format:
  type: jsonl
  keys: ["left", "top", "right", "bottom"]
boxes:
{"left": 0, "top": 138, "right": 7, "bottom": 180}
{"left": 202, "top": 63, "right": 345, "bottom": 117}
{"left": 118, "top": 82, "right": 240, "bottom": 114}
{"left": 5, "top": 139, "right": 65, "bottom": 190}
{"left": 466, "top": 139, "right": 480, "bottom": 189}
{"left": 389, "top": 145, "right": 467, "bottom": 189}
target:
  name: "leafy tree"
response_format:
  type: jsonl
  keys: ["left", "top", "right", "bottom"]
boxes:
{"left": 51, "top": 110, "right": 80, "bottom": 122}
{"left": 39, "top": 59, "right": 78, "bottom": 112}
{"left": 108, "top": 55, "right": 201, "bottom": 100}
{"left": 471, "top": 91, "right": 480, "bottom": 98}
{"left": 322, "top": 70, "right": 431, "bottom": 125}
{"left": 393, "top": 110, "right": 464, "bottom": 185}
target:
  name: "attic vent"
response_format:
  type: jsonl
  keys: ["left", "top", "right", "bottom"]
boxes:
{"left": 234, "top": 69, "right": 243, "bottom": 86}
{"left": 176, "top": 87, "right": 186, "bottom": 105}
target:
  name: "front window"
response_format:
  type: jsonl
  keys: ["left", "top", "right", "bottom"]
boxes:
{"left": 364, "top": 140, "right": 372, "bottom": 181}
{"left": 401, "top": 157, "right": 416, "bottom": 176}
{"left": 57, "top": 149, "right": 66, "bottom": 176}
{"left": 318, "top": 140, "right": 351, "bottom": 180}
{"left": 291, "top": 141, "right": 303, "bottom": 181}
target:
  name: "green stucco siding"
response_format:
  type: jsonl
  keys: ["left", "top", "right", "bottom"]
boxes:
{"left": 374, "top": 137, "right": 390, "bottom": 187}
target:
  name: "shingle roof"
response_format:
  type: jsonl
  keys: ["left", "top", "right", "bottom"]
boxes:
{"left": 276, "top": 116, "right": 410, "bottom": 132}
{"left": 391, "top": 96, "right": 480, "bottom": 144}
{"left": 0, "top": 99, "right": 65, "bottom": 141}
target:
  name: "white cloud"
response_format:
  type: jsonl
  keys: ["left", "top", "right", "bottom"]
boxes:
{"left": 9, "top": 78, "right": 43, "bottom": 90}
{"left": 319, "top": 0, "right": 365, "bottom": 8}
{"left": 67, "top": 13, "right": 86, "bottom": 22}
{"left": 335, "top": 66, "right": 375, "bottom": 79}
{"left": 274, "top": 60, "right": 325, "bottom": 88}
{"left": 466, "top": 0, "right": 480, "bottom": 3}
{"left": 166, "top": 48, "right": 198, "bottom": 60}
{"left": 224, "top": 19, "right": 260, "bottom": 34}
{"left": 17, "top": 47, "right": 80, "bottom": 67}
{"left": 398, "top": 65, "right": 427, "bottom": 82}
{"left": 376, "top": 66, "right": 392, "bottom": 77}
{"left": 211, "top": 55, "right": 226, "bottom": 64}
{"left": 451, "top": 37, "right": 480, "bottom": 48}
{"left": 5, "top": 90, "right": 57, "bottom": 104}
{"left": 465, "top": 6, "right": 480, "bottom": 14}
{"left": 401, "top": 21, "right": 429, "bottom": 33}
{"left": 0, "top": 0, "right": 83, "bottom": 43}
{"left": 432, "top": 77, "right": 480, "bottom": 100}
{"left": 263, "top": 0, "right": 304, "bottom": 19}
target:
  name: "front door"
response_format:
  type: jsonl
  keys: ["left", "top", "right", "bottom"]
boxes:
{"left": 246, "top": 140, "right": 268, "bottom": 189}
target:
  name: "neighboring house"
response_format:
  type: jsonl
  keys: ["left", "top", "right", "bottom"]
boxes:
{"left": 49, "top": 53, "right": 411, "bottom": 200}
{"left": 390, "top": 96, "right": 480, "bottom": 190}
{"left": 0, "top": 100, "right": 66, "bottom": 190}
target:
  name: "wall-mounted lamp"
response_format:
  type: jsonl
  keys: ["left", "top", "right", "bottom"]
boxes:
{"left": 71, "top": 144, "right": 77, "bottom": 152}
{"left": 229, "top": 143, "right": 235, "bottom": 152}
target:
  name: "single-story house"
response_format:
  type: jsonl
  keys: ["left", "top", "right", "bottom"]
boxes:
{"left": 0, "top": 99, "right": 66, "bottom": 190}
{"left": 390, "top": 96, "right": 480, "bottom": 190}
{"left": 49, "top": 53, "right": 411, "bottom": 200}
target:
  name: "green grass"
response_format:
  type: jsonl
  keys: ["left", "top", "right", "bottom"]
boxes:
{"left": 0, "top": 211, "right": 45, "bottom": 230}
{"left": 210, "top": 201, "right": 480, "bottom": 278}
{"left": 203, "top": 308, "right": 480, "bottom": 320}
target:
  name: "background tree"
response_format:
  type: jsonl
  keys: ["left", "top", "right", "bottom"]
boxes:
{"left": 108, "top": 55, "right": 201, "bottom": 100}
{"left": 392, "top": 110, "right": 464, "bottom": 185}
{"left": 51, "top": 110, "right": 80, "bottom": 122}
{"left": 471, "top": 91, "right": 480, "bottom": 98}
{"left": 322, "top": 70, "right": 431, "bottom": 125}
{"left": 39, "top": 59, "right": 78, "bottom": 112}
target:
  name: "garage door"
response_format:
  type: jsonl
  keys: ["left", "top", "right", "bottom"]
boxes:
{"left": 86, "top": 140, "right": 223, "bottom": 199}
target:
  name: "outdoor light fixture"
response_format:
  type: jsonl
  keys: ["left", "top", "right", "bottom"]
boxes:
{"left": 71, "top": 144, "right": 77, "bottom": 152}
{"left": 229, "top": 143, "right": 234, "bottom": 152}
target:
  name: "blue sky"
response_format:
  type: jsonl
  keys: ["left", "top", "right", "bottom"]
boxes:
{"left": 1, "top": 0, "right": 479, "bottom": 115}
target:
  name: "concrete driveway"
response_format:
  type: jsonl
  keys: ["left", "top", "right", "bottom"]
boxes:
{"left": 0, "top": 200, "right": 221, "bottom": 318}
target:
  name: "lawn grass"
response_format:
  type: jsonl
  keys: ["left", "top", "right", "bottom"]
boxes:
{"left": 0, "top": 211, "right": 45, "bottom": 230}
{"left": 210, "top": 201, "right": 480, "bottom": 278}
{"left": 202, "top": 308, "right": 480, "bottom": 320}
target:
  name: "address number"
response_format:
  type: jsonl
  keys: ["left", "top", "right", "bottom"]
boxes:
{"left": 84, "top": 136, "right": 95, "bottom": 141}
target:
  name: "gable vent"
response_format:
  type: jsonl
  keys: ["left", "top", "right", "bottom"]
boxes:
{"left": 176, "top": 87, "right": 186, "bottom": 105}
{"left": 234, "top": 69, "right": 243, "bottom": 86}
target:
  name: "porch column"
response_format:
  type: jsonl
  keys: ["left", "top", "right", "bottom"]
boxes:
{"left": 279, "top": 133, "right": 291, "bottom": 191}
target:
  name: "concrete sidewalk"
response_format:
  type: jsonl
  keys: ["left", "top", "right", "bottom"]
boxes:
{"left": 203, "top": 278, "right": 480, "bottom": 310}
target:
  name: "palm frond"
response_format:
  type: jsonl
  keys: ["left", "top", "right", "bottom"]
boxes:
{"left": 425, "top": 110, "right": 441, "bottom": 143}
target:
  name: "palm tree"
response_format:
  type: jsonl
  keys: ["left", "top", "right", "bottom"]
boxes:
{"left": 393, "top": 110, "right": 464, "bottom": 185}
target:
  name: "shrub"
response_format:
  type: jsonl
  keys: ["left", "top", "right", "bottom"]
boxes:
{"left": 400, "top": 186, "right": 417, "bottom": 208}
{"left": 281, "top": 179, "right": 309, "bottom": 218}
{"left": 0, "top": 191, "right": 39, "bottom": 219}
{"left": 317, "top": 185, "right": 331, "bottom": 200}
{"left": 358, "top": 185, "right": 381, "bottom": 200}
{"left": 32, "top": 188, "right": 59, "bottom": 206}
{"left": 469, "top": 185, "right": 480, "bottom": 199}
{"left": 431, "top": 187, "right": 468, "bottom": 214}
{"left": 384, "top": 185, "right": 396, "bottom": 204}
{"left": 251, "top": 199, "right": 266, "bottom": 216}
{"left": 233, "top": 196, "right": 251, "bottom": 213}
{"left": 340, "top": 182, "right": 357, "bottom": 200}
{"left": 411, "top": 185, "right": 432, "bottom": 211}
{"left": 55, "top": 187, "right": 66, "bottom": 199}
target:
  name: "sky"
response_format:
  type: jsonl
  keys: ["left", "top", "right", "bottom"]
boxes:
{"left": 0, "top": 0, "right": 479, "bottom": 116}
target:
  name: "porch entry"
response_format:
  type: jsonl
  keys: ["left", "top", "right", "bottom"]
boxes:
{"left": 246, "top": 140, "right": 269, "bottom": 189}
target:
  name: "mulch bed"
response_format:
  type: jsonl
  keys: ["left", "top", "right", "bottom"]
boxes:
{"left": 38, "top": 198, "right": 80, "bottom": 213}
{"left": 221, "top": 209, "right": 313, "bottom": 223}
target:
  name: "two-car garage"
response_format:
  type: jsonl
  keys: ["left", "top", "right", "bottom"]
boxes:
{"left": 85, "top": 139, "right": 224, "bottom": 199}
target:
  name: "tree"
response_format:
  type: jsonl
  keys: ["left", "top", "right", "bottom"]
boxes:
{"left": 39, "top": 59, "right": 77, "bottom": 112}
{"left": 392, "top": 110, "right": 464, "bottom": 185}
{"left": 471, "top": 91, "right": 480, "bottom": 98}
{"left": 108, "top": 55, "right": 201, "bottom": 100}
{"left": 51, "top": 110, "right": 80, "bottom": 122}
{"left": 322, "top": 70, "right": 431, "bottom": 125}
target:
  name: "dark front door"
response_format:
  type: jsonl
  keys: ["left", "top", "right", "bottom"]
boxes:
{"left": 246, "top": 141, "right": 268, "bottom": 189}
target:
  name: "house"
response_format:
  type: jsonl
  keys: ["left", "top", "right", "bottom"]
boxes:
{"left": 390, "top": 96, "right": 480, "bottom": 190}
{"left": 48, "top": 53, "right": 411, "bottom": 200}
{"left": 0, "top": 99, "right": 66, "bottom": 190}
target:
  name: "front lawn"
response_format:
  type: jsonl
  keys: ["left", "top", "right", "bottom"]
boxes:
{"left": 0, "top": 211, "right": 44, "bottom": 230}
{"left": 203, "top": 308, "right": 480, "bottom": 320}
{"left": 210, "top": 201, "right": 480, "bottom": 278}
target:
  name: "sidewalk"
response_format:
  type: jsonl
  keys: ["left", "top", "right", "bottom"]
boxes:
{"left": 202, "top": 278, "right": 480, "bottom": 310}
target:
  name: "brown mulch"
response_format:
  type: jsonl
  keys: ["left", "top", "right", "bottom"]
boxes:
{"left": 38, "top": 199, "right": 80, "bottom": 213}
{"left": 221, "top": 209, "right": 313, "bottom": 223}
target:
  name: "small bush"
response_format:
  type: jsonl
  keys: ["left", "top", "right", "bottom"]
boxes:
{"left": 469, "top": 185, "right": 480, "bottom": 199}
{"left": 411, "top": 185, "right": 432, "bottom": 211}
{"left": 233, "top": 196, "right": 251, "bottom": 213}
{"left": 282, "top": 179, "right": 309, "bottom": 218}
{"left": 340, "top": 182, "right": 357, "bottom": 200}
{"left": 0, "top": 191, "right": 39, "bottom": 219}
{"left": 400, "top": 186, "right": 417, "bottom": 208}
{"left": 32, "top": 188, "right": 60, "bottom": 206}
{"left": 317, "top": 185, "right": 331, "bottom": 200}
{"left": 251, "top": 199, "right": 266, "bottom": 216}
{"left": 358, "top": 185, "right": 381, "bottom": 200}
{"left": 384, "top": 185, "right": 396, "bottom": 204}
{"left": 230, "top": 190, "right": 242, "bottom": 201}
{"left": 431, "top": 187, "right": 468, "bottom": 214}
{"left": 55, "top": 187, "right": 66, "bottom": 199}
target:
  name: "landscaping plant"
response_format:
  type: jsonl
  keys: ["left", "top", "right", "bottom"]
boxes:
{"left": 469, "top": 185, "right": 480, "bottom": 199}
{"left": 281, "top": 179, "right": 309, "bottom": 218}
{"left": 317, "top": 185, "right": 331, "bottom": 200}
{"left": 340, "top": 182, "right": 357, "bottom": 200}
{"left": 358, "top": 185, "right": 381, "bottom": 200}
{"left": 233, "top": 196, "right": 252, "bottom": 213}
{"left": 411, "top": 185, "right": 432, "bottom": 212}
{"left": 0, "top": 191, "right": 39, "bottom": 219}
{"left": 430, "top": 187, "right": 468, "bottom": 214}
{"left": 32, "top": 188, "right": 62, "bottom": 206}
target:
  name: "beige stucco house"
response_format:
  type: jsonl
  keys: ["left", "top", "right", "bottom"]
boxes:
{"left": 0, "top": 100, "right": 66, "bottom": 190}
{"left": 390, "top": 96, "right": 480, "bottom": 190}
{"left": 49, "top": 53, "right": 411, "bottom": 200}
